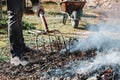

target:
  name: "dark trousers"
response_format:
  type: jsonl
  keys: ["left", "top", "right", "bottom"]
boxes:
{"left": 7, "top": 0, "right": 24, "bottom": 57}
{"left": 30, "top": 0, "right": 39, "bottom": 5}
{"left": 7, "top": 0, "right": 39, "bottom": 57}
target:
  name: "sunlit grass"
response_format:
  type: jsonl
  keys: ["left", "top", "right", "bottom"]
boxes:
{"left": 0, "top": 2, "right": 98, "bottom": 62}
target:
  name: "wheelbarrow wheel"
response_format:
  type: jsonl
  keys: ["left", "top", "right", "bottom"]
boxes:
{"left": 71, "top": 10, "right": 79, "bottom": 28}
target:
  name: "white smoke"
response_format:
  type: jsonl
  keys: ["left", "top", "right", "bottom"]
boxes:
{"left": 57, "top": 22, "right": 120, "bottom": 79}
{"left": 47, "top": 3, "right": 120, "bottom": 79}
{"left": 59, "top": 15, "right": 120, "bottom": 79}
{"left": 71, "top": 9, "right": 120, "bottom": 78}
{"left": 76, "top": 50, "right": 120, "bottom": 73}
{"left": 68, "top": 31, "right": 120, "bottom": 52}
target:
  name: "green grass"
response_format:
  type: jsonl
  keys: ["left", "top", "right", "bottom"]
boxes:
{"left": 0, "top": 46, "right": 9, "bottom": 62}
{"left": 0, "top": 17, "right": 8, "bottom": 29}
{"left": 0, "top": 52, "right": 9, "bottom": 62}
{"left": 0, "top": 2, "right": 98, "bottom": 62}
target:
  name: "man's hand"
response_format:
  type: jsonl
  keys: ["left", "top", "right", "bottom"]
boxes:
{"left": 32, "top": 3, "right": 45, "bottom": 16}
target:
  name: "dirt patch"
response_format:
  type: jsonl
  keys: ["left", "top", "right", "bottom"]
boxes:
{"left": 0, "top": 49, "right": 96, "bottom": 80}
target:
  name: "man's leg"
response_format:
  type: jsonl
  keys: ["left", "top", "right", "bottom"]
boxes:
{"left": 7, "top": 0, "right": 24, "bottom": 56}
{"left": 30, "top": 0, "right": 39, "bottom": 5}
{"left": 7, "top": 0, "right": 28, "bottom": 65}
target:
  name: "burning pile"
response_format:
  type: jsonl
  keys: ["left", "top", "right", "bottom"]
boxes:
{"left": 1, "top": 20, "right": 120, "bottom": 79}
{"left": 43, "top": 31, "right": 120, "bottom": 79}
{"left": 1, "top": 5, "right": 120, "bottom": 80}
{"left": 42, "top": 13, "right": 120, "bottom": 79}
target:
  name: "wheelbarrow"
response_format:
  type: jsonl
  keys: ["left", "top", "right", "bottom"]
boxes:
{"left": 59, "top": 0, "right": 86, "bottom": 28}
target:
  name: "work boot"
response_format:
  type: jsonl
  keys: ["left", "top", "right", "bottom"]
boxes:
{"left": 23, "top": 46, "right": 34, "bottom": 53}
{"left": 10, "top": 54, "right": 29, "bottom": 66}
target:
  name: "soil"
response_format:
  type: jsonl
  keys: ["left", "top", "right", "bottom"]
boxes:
{"left": 0, "top": 49, "right": 96, "bottom": 80}
{"left": 0, "top": 7, "right": 102, "bottom": 80}
{"left": 1, "top": 1, "right": 120, "bottom": 79}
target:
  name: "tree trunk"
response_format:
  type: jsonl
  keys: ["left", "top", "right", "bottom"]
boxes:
{"left": 0, "top": 0, "right": 2, "bottom": 20}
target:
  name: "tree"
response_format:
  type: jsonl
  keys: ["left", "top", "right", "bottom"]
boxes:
{"left": 0, "top": 0, "right": 2, "bottom": 20}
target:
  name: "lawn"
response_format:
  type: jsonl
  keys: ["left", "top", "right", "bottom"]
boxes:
{"left": 0, "top": 2, "right": 99, "bottom": 62}
{"left": 0, "top": 1, "right": 102, "bottom": 79}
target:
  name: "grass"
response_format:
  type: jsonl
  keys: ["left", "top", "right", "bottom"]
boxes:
{"left": 0, "top": 2, "right": 98, "bottom": 62}
{"left": 0, "top": 50, "right": 9, "bottom": 62}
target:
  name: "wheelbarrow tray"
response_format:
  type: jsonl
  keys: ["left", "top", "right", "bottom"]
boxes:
{"left": 60, "top": 1, "right": 86, "bottom": 12}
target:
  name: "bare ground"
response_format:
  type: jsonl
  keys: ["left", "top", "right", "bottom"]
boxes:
{"left": 0, "top": 2, "right": 108, "bottom": 80}
{"left": 0, "top": 48, "right": 97, "bottom": 80}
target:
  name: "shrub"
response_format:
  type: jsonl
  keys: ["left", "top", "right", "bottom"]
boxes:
{"left": 0, "top": 17, "right": 8, "bottom": 28}
{"left": 22, "top": 20, "right": 35, "bottom": 30}
{"left": 0, "top": 17, "right": 35, "bottom": 30}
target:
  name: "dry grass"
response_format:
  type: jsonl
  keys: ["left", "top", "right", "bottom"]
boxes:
{"left": 0, "top": 2, "right": 99, "bottom": 61}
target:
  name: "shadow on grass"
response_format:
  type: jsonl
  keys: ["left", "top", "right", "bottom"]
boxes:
{"left": 42, "top": 1, "right": 57, "bottom": 4}
{"left": 0, "top": 26, "right": 8, "bottom": 34}
{"left": 75, "top": 27, "right": 87, "bottom": 30}
{"left": 2, "top": 11, "right": 7, "bottom": 15}
{"left": 48, "top": 11, "right": 64, "bottom": 15}
{"left": 82, "top": 13, "right": 98, "bottom": 18}
{"left": 24, "top": 7, "right": 34, "bottom": 15}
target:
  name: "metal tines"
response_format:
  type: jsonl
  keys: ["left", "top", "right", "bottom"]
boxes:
{"left": 29, "top": 30, "right": 68, "bottom": 54}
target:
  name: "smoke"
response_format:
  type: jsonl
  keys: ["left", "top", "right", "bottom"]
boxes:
{"left": 59, "top": 14, "right": 120, "bottom": 79}
{"left": 66, "top": 31, "right": 120, "bottom": 53}
{"left": 76, "top": 50, "right": 120, "bottom": 73}
{"left": 49, "top": 21, "right": 120, "bottom": 79}
{"left": 70, "top": 8, "right": 120, "bottom": 78}
{"left": 46, "top": 3, "right": 120, "bottom": 79}
{"left": 87, "top": 22, "right": 120, "bottom": 33}
{"left": 54, "top": 23, "right": 119, "bottom": 79}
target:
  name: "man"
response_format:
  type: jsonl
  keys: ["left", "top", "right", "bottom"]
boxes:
{"left": 7, "top": 0, "right": 44, "bottom": 66}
